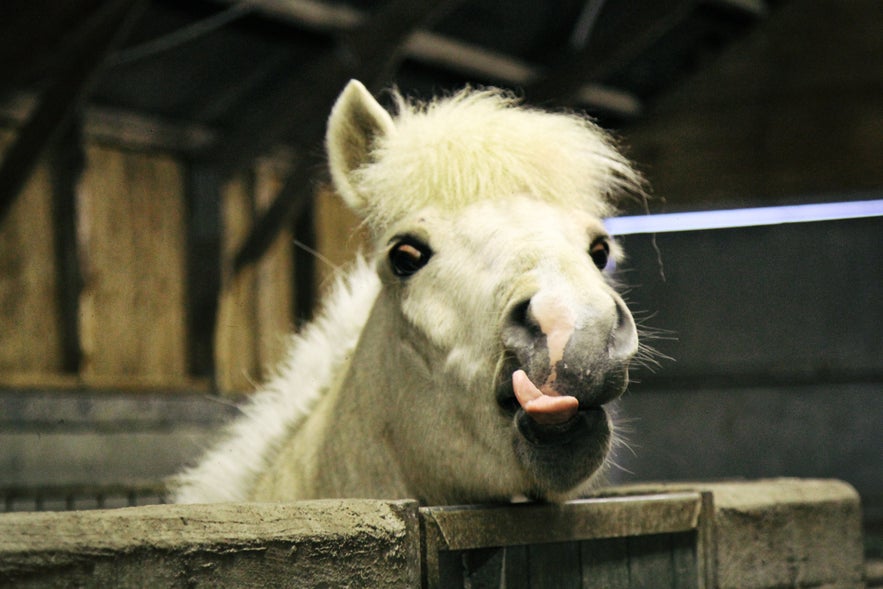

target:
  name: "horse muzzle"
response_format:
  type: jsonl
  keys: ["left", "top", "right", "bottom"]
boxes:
{"left": 498, "top": 288, "right": 638, "bottom": 420}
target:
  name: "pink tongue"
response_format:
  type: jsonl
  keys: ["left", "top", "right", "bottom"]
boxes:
{"left": 512, "top": 370, "right": 579, "bottom": 425}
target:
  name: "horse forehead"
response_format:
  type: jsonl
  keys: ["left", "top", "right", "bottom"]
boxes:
{"left": 452, "top": 198, "right": 603, "bottom": 248}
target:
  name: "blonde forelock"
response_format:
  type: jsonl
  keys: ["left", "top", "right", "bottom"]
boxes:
{"left": 350, "top": 87, "right": 642, "bottom": 232}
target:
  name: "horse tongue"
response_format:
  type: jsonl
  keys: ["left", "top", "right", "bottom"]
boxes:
{"left": 512, "top": 370, "right": 579, "bottom": 425}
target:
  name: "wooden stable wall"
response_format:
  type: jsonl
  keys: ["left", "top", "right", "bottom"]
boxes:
{"left": 0, "top": 131, "right": 64, "bottom": 376}
{"left": 77, "top": 144, "right": 187, "bottom": 382}
{"left": 0, "top": 125, "right": 364, "bottom": 395}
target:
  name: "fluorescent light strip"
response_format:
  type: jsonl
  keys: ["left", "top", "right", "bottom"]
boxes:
{"left": 605, "top": 199, "right": 883, "bottom": 236}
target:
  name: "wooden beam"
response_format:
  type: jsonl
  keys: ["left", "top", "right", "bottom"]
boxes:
{"left": 708, "top": 0, "right": 767, "bottom": 17}
{"left": 1, "top": 93, "right": 216, "bottom": 155}
{"left": 48, "top": 120, "right": 86, "bottom": 374}
{"left": 206, "top": 0, "right": 465, "bottom": 177}
{"left": 292, "top": 195, "right": 317, "bottom": 323}
{"left": 0, "top": 0, "right": 147, "bottom": 227}
{"left": 0, "top": 0, "right": 104, "bottom": 92}
{"left": 525, "top": 0, "right": 700, "bottom": 105}
{"left": 230, "top": 156, "right": 313, "bottom": 273}
{"left": 226, "top": 0, "right": 468, "bottom": 276}
{"left": 211, "top": 0, "right": 640, "bottom": 115}
{"left": 185, "top": 164, "right": 224, "bottom": 380}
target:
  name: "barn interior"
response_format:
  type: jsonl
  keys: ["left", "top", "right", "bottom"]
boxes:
{"left": 1, "top": 0, "right": 881, "bottom": 582}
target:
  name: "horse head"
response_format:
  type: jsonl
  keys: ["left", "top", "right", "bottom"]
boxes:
{"left": 326, "top": 81, "right": 642, "bottom": 501}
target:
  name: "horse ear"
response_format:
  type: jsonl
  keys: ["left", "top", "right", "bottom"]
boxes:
{"left": 326, "top": 80, "right": 395, "bottom": 214}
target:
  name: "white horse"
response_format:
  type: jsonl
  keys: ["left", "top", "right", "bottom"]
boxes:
{"left": 174, "top": 80, "right": 644, "bottom": 505}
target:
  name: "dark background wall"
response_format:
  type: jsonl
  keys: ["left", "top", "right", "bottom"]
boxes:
{"left": 608, "top": 218, "right": 881, "bottom": 511}
{"left": 622, "top": 0, "right": 883, "bottom": 211}
{"left": 606, "top": 0, "right": 883, "bottom": 525}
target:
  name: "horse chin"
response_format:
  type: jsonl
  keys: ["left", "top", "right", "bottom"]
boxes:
{"left": 495, "top": 360, "right": 621, "bottom": 493}
{"left": 512, "top": 406, "right": 612, "bottom": 494}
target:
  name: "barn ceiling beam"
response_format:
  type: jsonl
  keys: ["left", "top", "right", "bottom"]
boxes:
{"left": 0, "top": 0, "right": 147, "bottom": 227}
{"left": 205, "top": 0, "right": 463, "bottom": 177}
{"left": 222, "top": 0, "right": 468, "bottom": 274}
{"left": 1, "top": 93, "right": 216, "bottom": 154}
{"left": 524, "top": 0, "right": 768, "bottom": 106}
{"left": 211, "top": 0, "right": 641, "bottom": 117}
{"left": 525, "top": 0, "right": 701, "bottom": 105}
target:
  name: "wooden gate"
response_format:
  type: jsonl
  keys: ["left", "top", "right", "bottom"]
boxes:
{"left": 421, "top": 492, "right": 710, "bottom": 589}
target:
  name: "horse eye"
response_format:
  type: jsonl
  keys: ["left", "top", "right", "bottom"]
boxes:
{"left": 589, "top": 238, "right": 610, "bottom": 270}
{"left": 389, "top": 238, "right": 433, "bottom": 277}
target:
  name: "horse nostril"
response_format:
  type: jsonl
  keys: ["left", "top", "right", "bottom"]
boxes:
{"left": 508, "top": 299, "right": 534, "bottom": 330}
{"left": 503, "top": 299, "right": 541, "bottom": 360}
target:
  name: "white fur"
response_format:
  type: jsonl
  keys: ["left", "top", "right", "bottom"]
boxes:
{"left": 174, "top": 80, "right": 643, "bottom": 505}
{"left": 174, "top": 257, "right": 380, "bottom": 503}
{"left": 333, "top": 82, "right": 640, "bottom": 231}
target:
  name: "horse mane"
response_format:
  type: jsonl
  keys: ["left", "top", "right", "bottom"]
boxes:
{"left": 351, "top": 87, "right": 643, "bottom": 231}
{"left": 173, "top": 257, "right": 381, "bottom": 503}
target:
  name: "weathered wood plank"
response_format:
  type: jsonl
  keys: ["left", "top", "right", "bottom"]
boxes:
{"left": 0, "top": 430, "right": 212, "bottom": 488}
{"left": 502, "top": 544, "right": 530, "bottom": 589}
{"left": 528, "top": 541, "right": 581, "bottom": 589}
{"left": 0, "top": 0, "right": 146, "bottom": 226}
{"left": 462, "top": 547, "right": 504, "bottom": 589}
{"left": 580, "top": 537, "right": 630, "bottom": 589}
{"left": 314, "top": 184, "right": 368, "bottom": 288}
{"left": 254, "top": 159, "right": 295, "bottom": 346}
{"left": 214, "top": 161, "right": 297, "bottom": 395}
{"left": 0, "top": 500, "right": 421, "bottom": 588}
{"left": 215, "top": 172, "right": 260, "bottom": 394}
{"left": 603, "top": 480, "right": 865, "bottom": 589}
{"left": 421, "top": 492, "right": 703, "bottom": 551}
{"left": 0, "top": 130, "right": 64, "bottom": 375}
{"left": 48, "top": 120, "right": 85, "bottom": 374}
{"left": 627, "top": 533, "right": 675, "bottom": 589}
{"left": 77, "top": 145, "right": 188, "bottom": 382}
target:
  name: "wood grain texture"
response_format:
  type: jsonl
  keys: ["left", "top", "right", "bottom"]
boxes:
{"left": 0, "top": 130, "right": 64, "bottom": 374}
{"left": 215, "top": 173, "right": 258, "bottom": 393}
{"left": 0, "top": 500, "right": 421, "bottom": 588}
{"left": 215, "top": 162, "right": 298, "bottom": 396}
{"left": 314, "top": 184, "right": 368, "bottom": 290}
{"left": 77, "top": 144, "right": 187, "bottom": 381}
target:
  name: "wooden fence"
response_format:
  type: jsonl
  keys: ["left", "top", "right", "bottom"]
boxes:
{"left": 0, "top": 479, "right": 866, "bottom": 589}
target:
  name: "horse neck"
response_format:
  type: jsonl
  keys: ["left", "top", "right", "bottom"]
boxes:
{"left": 310, "top": 286, "right": 436, "bottom": 495}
